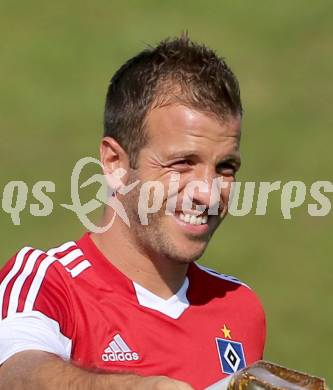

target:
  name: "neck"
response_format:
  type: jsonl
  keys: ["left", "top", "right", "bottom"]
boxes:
{"left": 91, "top": 217, "right": 189, "bottom": 299}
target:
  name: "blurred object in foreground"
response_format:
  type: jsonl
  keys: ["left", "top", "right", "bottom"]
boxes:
{"left": 206, "top": 361, "right": 329, "bottom": 390}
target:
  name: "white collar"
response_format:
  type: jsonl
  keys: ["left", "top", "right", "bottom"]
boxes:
{"left": 133, "top": 277, "right": 190, "bottom": 319}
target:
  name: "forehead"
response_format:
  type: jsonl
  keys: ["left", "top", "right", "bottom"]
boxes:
{"left": 144, "top": 104, "right": 241, "bottom": 155}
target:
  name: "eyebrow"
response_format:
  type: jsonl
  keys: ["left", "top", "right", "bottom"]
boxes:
{"left": 164, "top": 151, "right": 241, "bottom": 168}
{"left": 166, "top": 151, "right": 198, "bottom": 160}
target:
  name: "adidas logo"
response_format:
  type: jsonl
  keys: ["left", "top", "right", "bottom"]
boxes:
{"left": 102, "top": 333, "right": 140, "bottom": 362}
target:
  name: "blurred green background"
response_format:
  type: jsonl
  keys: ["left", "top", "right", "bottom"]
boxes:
{"left": 0, "top": 0, "right": 332, "bottom": 385}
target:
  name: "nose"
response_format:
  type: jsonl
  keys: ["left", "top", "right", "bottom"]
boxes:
{"left": 182, "top": 167, "right": 222, "bottom": 214}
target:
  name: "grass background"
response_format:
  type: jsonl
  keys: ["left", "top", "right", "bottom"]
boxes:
{"left": 0, "top": 0, "right": 332, "bottom": 385}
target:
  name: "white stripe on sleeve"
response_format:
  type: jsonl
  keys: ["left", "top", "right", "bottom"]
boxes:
{"left": 7, "top": 250, "right": 44, "bottom": 316}
{"left": 46, "top": 241, "right": 77, "bottom": 257}
{"left": 66, "top": 260, "right": 91, "bottom": 278}
{"left": 23, "top": 255, "right": 58, "bottom": 313}
{"left": 0, "top": 247, "right": 32, "bottom": 316}
{"left": 58, "top": 249, "right": 84, "bottom": 266}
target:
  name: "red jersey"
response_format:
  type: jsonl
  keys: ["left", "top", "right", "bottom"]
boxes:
{"left": 0, "top": 233, "right": 265, "bottom": 389}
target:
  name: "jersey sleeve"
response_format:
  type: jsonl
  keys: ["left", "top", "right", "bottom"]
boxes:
{"left": 0, "top": 247, "right": 75, "bottom": 364}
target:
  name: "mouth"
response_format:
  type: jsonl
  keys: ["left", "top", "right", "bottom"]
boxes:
{"left": 173, "top": 211, "right": 211, "bottom": 235}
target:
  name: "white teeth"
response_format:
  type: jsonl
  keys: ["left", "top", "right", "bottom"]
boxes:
{"left": 189, "top": 215, "right": 196, "bottom": 225}
{"left": 184, "top": 214, "right": 191, "bottom": 223}
{"left": 178, "top": 213, "right": 208, "bottom": 225}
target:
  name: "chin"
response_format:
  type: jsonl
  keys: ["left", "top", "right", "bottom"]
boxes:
{"left": 169, "top": 239, "right": 208, "bottom": 263}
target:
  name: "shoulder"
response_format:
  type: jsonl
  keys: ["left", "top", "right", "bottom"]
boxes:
{"left": 0, "top": 239, "right": 92, "bottom": 320}
{"left": 193, "top": 263, "right": 266, "bottom": 353}
{"left": 0, "top": 239, "right": 92, "bottom": 286}
{"left": 194, "top": 263, "right": 249, "bottom": 288}
{"left": 191, "top": 262, "right": 266, "bottom": 316}
{"left": 45, "top": 239, "right": 92, "bottom": 278}
{"left": 0, "top": 241, "right": 85, "bottom": 364}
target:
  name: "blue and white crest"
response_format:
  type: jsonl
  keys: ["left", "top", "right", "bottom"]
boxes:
{"left": 215, "top": 338, "right": 246, "bottom": 375}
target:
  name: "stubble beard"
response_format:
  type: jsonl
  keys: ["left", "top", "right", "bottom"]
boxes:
{"left": 123, "top": 171, "right": 211, "bottom": 265}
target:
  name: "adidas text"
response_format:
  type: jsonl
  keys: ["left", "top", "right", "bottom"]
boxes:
{"left": 102, "top": 351, "right": 140, "bottom": 362}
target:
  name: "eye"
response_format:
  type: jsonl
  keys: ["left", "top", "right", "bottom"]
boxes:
{"left": 172, "top": 159, "right": 194, "bottom": 169}
{"left": 216, "top": 162, "right": 237, "bottom": 176}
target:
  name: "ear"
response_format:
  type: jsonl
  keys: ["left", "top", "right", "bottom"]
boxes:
{"left": 100, "top": 137, "right": 130, "bottom": 180}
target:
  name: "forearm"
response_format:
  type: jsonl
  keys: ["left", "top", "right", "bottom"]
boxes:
{"left": 30, "top": 359, "right": 139, "bottom": 390}
{"left": 0, "top": 351, "right": 193, "bottom": 390}
{"left": 0, "top": 352, "right": 140, "bottom": 390}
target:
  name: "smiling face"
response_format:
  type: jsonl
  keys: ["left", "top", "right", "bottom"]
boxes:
{"left": 123, "top": 103, "right": 242, "bottom": 264}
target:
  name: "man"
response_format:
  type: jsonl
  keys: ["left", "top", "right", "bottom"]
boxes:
{"left": 0, "top": 36, "right": 265, "bottom": 389}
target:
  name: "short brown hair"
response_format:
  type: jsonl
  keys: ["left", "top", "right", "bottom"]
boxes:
{"left": 104, "top": 34, "right": 242, "bottom": 167}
